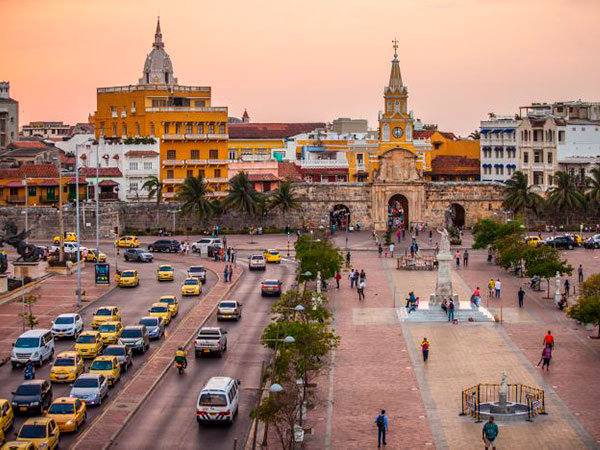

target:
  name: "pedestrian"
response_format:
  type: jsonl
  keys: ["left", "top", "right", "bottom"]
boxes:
{"left": 543, "top": 330, "right": 555, "bottom": 349}
{"left": 454, "top": 250, "right": 461, "bottom": 268}
{"left": 494, "top": 279, "right": 501, "bottom": 298}
{"left": 384, "top": 245, "right": 388, "bottom": 257}
{"left": 518, "top": 287, "right": 525, "bottom": 308}
{"left": 448, "top": 299, "right": 455, "bottom": 322}
{"left": 482, "top": 416, "right": 499, "bottom": 450}
{"left": 564, "top": 279, "right": 570, "bottom": 297}
{"left": 226, "top": 247, "right": 231, "bottom": 262}
{"left": 463, "top": 249, "right": 469, "bottom": 267}
{"left": 428, "top": 230, "right": 433, "bottom": 246}
{"left": 231, "top": 249, "right": 236, "bottom": 264}
{"left": 421, "top": 337, "right": 430, "bottom": 362}
{"left": 357, "top": 279, "right": 365, "bottom": 301}
{"left": 389, "top": 243, "right": 395, "bottom": 258}
{"left": 434, "top": 242, "right": 439, "bottom": 255}
{"left": 346, "top": 251, "right": 351, "bottom": 267}
{"left": 406, "top": 291, "right": 416, "bottom": 308}
{"left": 538, "top": 344, "right": 552, "bottom": 371}
{"left": 378, "top": 244, "right": 383, "bottom": 258}
{"left": 396, "top": 229, "right": 402, "bottom": 243}
{"left": 185, "top": 242, "right": 190, "bottom": 256}
{"left": 359, "top": 269, "right": 366, "bottom": 283}
{"left": 223, "top": 265, "right": 229, "bottom": 282}
{"left": 228, "top": 264, "right": 233, "bottom": 282}
{"left": 578, "top": 264, "right": 584, "bottom": 283}
{"left": 374, "top": 409, "right": 388, "bottom": 448}
{"left": 487, "top": 247, "right": 493, "bottom": 263}
{"left": 334, "top": 270, "right": 341, "bottom": 289}
{"left": 488, "top": 279, "right": 495, "bottom": 297}
{"left": 223, "top": 235, "right": 227, "bottom": 249}
{"left": 349, "top": 269, "right": 356, "bottom": 289}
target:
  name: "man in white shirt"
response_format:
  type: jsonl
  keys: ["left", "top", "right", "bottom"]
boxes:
{"left": 495, "top": 279, "right": 501, "bottom": 298}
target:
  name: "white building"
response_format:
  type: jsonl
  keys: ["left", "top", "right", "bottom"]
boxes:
{"left": 479, "top": 116, "right": 521, "bottom": 183}
{"left": 558, "top": 156, "right": 600, "bottom": 185}
{"left": 557, "top": 120, "right": 600, "bottom": 158}
{"left": 21, "top": 121, "right": 71, "bottom": 140}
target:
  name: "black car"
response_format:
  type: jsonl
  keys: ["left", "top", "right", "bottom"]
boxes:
{"left": 148, "top": 239, "right": 180, "bottom": 253}
{"left": 545, "top": 236, "right": 577, "bottom": 249}
{"left": 11, "top": 380, "right": 52, "bottom": 415}
{"left": 187, "top": 266, "right": 207, "bottom": 284}
{"left": 261, "top": 279, "right": 283, "bottom": 297}
{"left": 124, "top": 248, "right": 154, "bottom": 262}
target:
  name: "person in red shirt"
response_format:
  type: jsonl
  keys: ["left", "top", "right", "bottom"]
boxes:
{"left": 543, "top": 330, "right": 555, "bottom": 349}
{"left": 334, "top": 271, "right": 341, "bottom": 289}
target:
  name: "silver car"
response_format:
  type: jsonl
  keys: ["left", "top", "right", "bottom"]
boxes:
{"left": 69, "top": 374, "right": 109, "bottom": 406}
{"left": 103, "top": 345, "right": 133, "bottom": 373}
{"left": 138, "top": 316, "right": 165, "bottom": 340}
{"left": 249, "top": 254, "right": 266, "bottom": 271}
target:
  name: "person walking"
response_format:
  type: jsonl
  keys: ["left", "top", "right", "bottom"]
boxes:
{"left": 349, "top": 269, "right": 356, "bottom": 289}
{"left": 357, "top": 279, "right": 365, "bottom": 301}
{"left": 448, "top": 299, "right": 455, "bottom": 322}
{"left": 454, "top": 250, "right": 461, "bottom": 268}
{"left": 428, "top": 230, "right": 433, "bottom": 246}
{"left": 463, "top": 249, "right": 469, "bottom": 267}
{"left": 231, "top": 248, "right": 236, "bottom": 264}
{"left": 488, "top": 279, "right": 495, "bottom": 297}
{"left": 374, "top": 409, "right": 388, "bottom": 448}
{"left": 346, "top": 251, "right": 351, "bottom": 267}
{"left": 482, "top": 416, "right": 499, "bottom": 450}
{"left": 543, "top": 330, "right": 555, "bottom": 349}
{"left": 421, "top": 337, "right": 430, "bottom": 362}
{"left": 518, "top": 287, "right": 525, "bottom": 308}
{"left": 360, "top": 269, "right": 366, "bottom": 283}
{"left": 578, "top": 264, "right": 584, "bottom": 283}
{"left": 378, "top": 244, "right": 383, "bottom": 258}
{"left": 334, "top": 270, "right": 341, "bottom": 289}
{"left": 494, "top": 279, "right": 501, "bottom": 298}
{"left": 389, "top": 243, "right": 395, "bottom": 258}
{"left": 227, "top": 264, "right": 233, "bottom": 283}
{"left": 223, "top": 265, "right": 229, "bottom": 282}
{"left": 564, "top": 279, "right": 570, "bottom": 297}
{"left": 538, "top": 344, "right": 552, "bottom": 371}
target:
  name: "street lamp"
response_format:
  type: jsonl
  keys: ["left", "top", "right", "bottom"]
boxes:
{"left": 269, "top": 383, "right": 284, "bottom": 393}
{"left": 75, "top": 144, "right": 82, "bottom": 307}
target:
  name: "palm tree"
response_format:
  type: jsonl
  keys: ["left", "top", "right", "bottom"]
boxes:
{"left": 585, "top": 167, "right": 600, "bottom": 212}
{"left": 468, "top": 129, "right": 481, "bottom": 140}
{"left": 223, "top": 172, "right": 264, "bottom": 234}
{"left": 141, "top": 175, "right": 163, "bottom": 226}
{"left": 267, "top": 180, "right": 299, "bottom": 226}
{"left": 547, "top": 171, "right": 585, "bottom": 226}
{"left": 176, "top": 175, "right": 214, "bottom": 228}
{"left": 503, "top": 171, "right": 544, "bottom": 217}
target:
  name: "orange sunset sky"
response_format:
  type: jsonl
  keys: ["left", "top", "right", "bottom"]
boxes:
{"left": 2, "top": 0, "right": 599, "bottom": 135}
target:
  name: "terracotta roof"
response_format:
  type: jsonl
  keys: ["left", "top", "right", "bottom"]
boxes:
{"left": 277, "top": 162, "right": 303, "bottom": 182}
{"left": 5, "top": 181, "right": 25, "bottom": 187}
{"left": 21, "top": 164, "right": 59, "bottom": 178}
{"left": 247, "top": 173, "right": 280, "bottom": 182}
{"left": 228, "top": 123, "right": 326, "bottom": 139}
{"left": 80, "top": 167, "right": 123, "bottom": 177}
{"left": 124, "top": 150, "right": 159, "bottom": 157}
{"left": 99, "top": 179, "right": 119, "bottom": 186}
{"left": 7, "top": 141, "right": 51, "bottom": 150}
{"left": 65, "top": 177, "right": 87, "bottom": 185}
{"left": 427, "top": 155, "right": 480, "bottom": 175}
{"left": 413, "top": 130, "right": 457, "bottom": 140}
{"left": 38, "top": 180, "right": 59, "bottom": 186}
{"left": 301, "top": 168, "right": 348, "bottom": 175}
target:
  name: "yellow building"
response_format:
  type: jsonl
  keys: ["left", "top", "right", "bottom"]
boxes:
{"left": 94, "top": 19, "right": 229, "bottom": 198}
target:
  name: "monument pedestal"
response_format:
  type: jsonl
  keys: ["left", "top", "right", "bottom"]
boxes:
{"left": 430, "top": 293, "right": 459, "bottom": 304}
{"left": 12, "top": 261, "right": 46, "bottom": 280}
{"left": 0, "top": 274, "right": 8, "bottom": 294}
{"left": 430, "top": 251, "right": 458, "bottom": 305}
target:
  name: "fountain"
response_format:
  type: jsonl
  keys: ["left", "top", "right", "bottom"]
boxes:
{"left": 475, "top": 372, "right": 539, "bottom": 422}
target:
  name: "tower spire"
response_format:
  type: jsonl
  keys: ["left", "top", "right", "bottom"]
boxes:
{"left": 154, "top": 16, "right": 164, "bottom": 49}
{"left": 387, "top": 38, "right": 403, "bottom": 91}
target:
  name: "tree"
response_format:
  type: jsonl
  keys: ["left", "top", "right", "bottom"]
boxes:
{"left": 176, "top": 175, "right": 213, "bottom": 227}
{"left": 546, "top": 171, "right": 585, "bottom": 226}
{"left": 268, "top": 180, "right": 299, "bottom": 218}
{"left": 523, "top": 245, "right": 572, "bottom": 298}
{"left": 503, "top": 171, "right": 544, "bottom": 217}
{"left": 19, "top": 294, "right": 39, "bottom": 329}
{"left": 569, "top": 274, "right": 600, "bottom": 338}
{"left": 472, "top": 218, "right": 524, "bottom": 249}
{"left": 585, "top": 167, "right": 600, "bottom": 213}
{"left": 294, "top": 235, "right": 343, "bottom": 281}
{"left": 141, "top": 175, "right": 163, "bottom": 225}
{"left": 223, "top": 172, "right": 264, "bottom": 226}
{"left": 468, "top": 129, "right": 481, "bottom": 140}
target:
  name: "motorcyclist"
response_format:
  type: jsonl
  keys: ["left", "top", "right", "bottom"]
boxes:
{"left": 24, "top": 359, "right": 35, "bottom": 380}
{"left": 174, "top": 346, "right": 187, "bottom": 369}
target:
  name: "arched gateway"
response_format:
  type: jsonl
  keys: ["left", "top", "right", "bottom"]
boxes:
{"left": 388, "top": 194, "right": 409, "bottom": 229}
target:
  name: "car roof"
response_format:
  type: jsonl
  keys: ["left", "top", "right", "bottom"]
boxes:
{"left": 79, "top": 330, "right": 100, "bottom": 336}
{"left": 151, "top": 302, "right": 169, "bottom": 307}
{"left": 267, "top": 249, "right": 279, "bottom": 252}
{"left": 139, "top": 316, "right": 159, "bottom": 322}
{"left": 188, "top": 266, "right": 205, "bottom": 270}
{"left": 202, "top": 376, "right": 235, "bottom": 391}
{"left": 159, "top": 295, "right": 176, "bottom": 299}
{"left": 57, "top": 351, "right": 79, "bottom": 358}
{"left": 124, "top": 325, "right": 144, "bottom": 330}
{"left": 92, "top": 355, "right": 117, "bottom": 361}
{"left": 97, "top": 305, "right": 118, "bottom": 310}
{"left": 52, "top": 397, "right": 77, "bottom": 404}
{"left": 23, "top": 417, "right": 53, "bottom": 425}
{"left": 18, "top": 329, "right": 50, "bottom": 338}
{"left": 184, "top": 277, "right": 199, "bottom": 281}
{"left": 219, "top": 300, "right": 238, "bottom": 304}
{"left": 159, "top": 264, "right": 173, "bottom": 268}
{"left": 56, "top": 313, "right": 78, "bottom": 318}
{"left": 77, "top": 373, "right": 102, "bottom": 380}
{"left": 99, "top": 321, "right": 121, "bottom": 326}
{"left": 199, "top": 327, "right": 221, "bottom": 332}
{"left": 263, "top": 279, "right": 280, "bottom": 283}
{"left": 19, "top": 380, "right": 45, "bottom": 386}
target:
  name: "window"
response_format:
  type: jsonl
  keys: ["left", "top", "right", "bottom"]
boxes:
{"left": 150, "top": 122, "right": 155, "bottom": 136}
{"left": 190, "top": 149, "right": 200, "bottom": 160}
{"left": 523, "top": 152, "right": 529, "bottom": 163}
{"left": 394, "top": 100, "right": 399, "bottom": 112}
{"left": 164, "top": 122, "right": 170, "bottom": 134}
{"left": 209, "top": 149, "right": 219, "bottom": 159}
{"left": 214, "top": 169, "right": 221, "bottom": 178}
{"left": 533, "top": 171, "right": 544, "bottom": 185}
{"left": 548, "top": 175, "right": 553, "bottom": 186}
{"left": 219, "top": 124, "right": 226, "bottom": 134}
{"left": 534, "top": 151, "right": 542, "bottom": 164}
{"left": 100, "top": 122, "right": 105, "bottom": 137}
{"left": 208, "top": 124, "right": 215, "bottom": 134}
{"left": 195, "top": 100, "right": 205, "bottom": 107}
{"left": 187, "top": 169, "right": 194, "bottom": 178}
{"left": 175, "top": 123, "right": 181, "bottom": 134}
{"left": 122, "top": 123, "right": 127, "bottom": 136}
{"left": 186, "top": 123, "right": 193, "bottom": 134}
{"left": 166, "top": 150, "right": 176, "bottom": 160}
{"left": 199, "top": 169, "right": 205, "bottom": 177}
{"left": 547, "top": 152, "right": 553, "bottom": 164}
{"left": 112, "top": 123, "right": 117, "bottom": 136}
{"left": 143, "top": 162, "right": 153, "bottom": 170}
{"left": 197, "top": 123, "right": 203, "bottom": 134}
{"left": 27, "top": 186, "right": 36, "bottom": 196}
{"left": 130, "top": 182, "right": 138, "bottom": 191}
{"left": 387, "top": 101, "right": 392, "bottom": 112}
{"left": 228, "top": 150, "right": 236, "bottom": 160}
{"left": 558, "top": 130, "right": 565, "bottom": 142}
{"left": 167, "top": 170, "right": 174, "bottom": 179}
{"left": 129, "top": 162, "right": 138, "bottom": 170}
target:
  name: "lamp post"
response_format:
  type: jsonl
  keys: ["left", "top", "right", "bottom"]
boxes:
{"left": 75, "top": 145, "right": 82, "bottom": 307}
{"left": 52, "top": 154, "right": 65, "bottom": 264}
{"left": 95, "top": 139, "right": 102, "bottom": 254}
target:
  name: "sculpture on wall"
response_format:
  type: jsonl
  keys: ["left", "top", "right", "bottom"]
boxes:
{"left": 0, "top": 221, "right": 40, "bottom": 269}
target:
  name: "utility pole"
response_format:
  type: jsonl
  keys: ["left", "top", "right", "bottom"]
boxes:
{"left": 55, "top": 154, "right": 65, "bottom": 264}
{"left": 75, "top": 147, "right": 82, "bottom": 307}
{"left": 95, "top": 140, "right": 101, "bottom": 253}
{"left": 23, "top": 179, "right": 28, "bottom": 235}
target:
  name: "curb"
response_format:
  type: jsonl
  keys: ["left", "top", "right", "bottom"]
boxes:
{"left": 0, "top": 273, "right": 55, "bottom": 306}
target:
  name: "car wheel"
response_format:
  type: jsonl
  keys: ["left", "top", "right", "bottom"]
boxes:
{"left": 11, "top": 362, "right": 17, "bottom": 370}
{"left": 569, "top": 245, "right": 573, "bottom": 250}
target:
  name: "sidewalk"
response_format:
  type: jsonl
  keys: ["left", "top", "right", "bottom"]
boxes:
{"left": 0, "top": 264, "right": 113, "bottom": 363}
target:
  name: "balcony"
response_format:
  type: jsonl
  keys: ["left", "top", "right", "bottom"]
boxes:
{"left": 185, "top": 134, "right": 207, "bottom": 140}
{"left": 162, "top": 160, "right": 185, "bottom": 166}
{"left": 40, "top": 196, "right": 58, "bottom": 203}
{"left": 8, "top": 195, "right": 25, "bottom": 203}
{"left": 163, "top": 134, "right": 186, "bottom": 140}
{"left": 131, "top": 107, "right": 136, "bottom": 114}
{"left": 206, "top": 134, "right": 228, "bottom": 140}
{"left": 163, "top": 178, "right": 184, "bottom": 184}
{"left": 240, "top": 154, "right": 272, "bottom": 162}
{"left": 355, "top": 163, "right": 366, "bottom": 172}
{"left": 299, "top": 159, "right": 349, "bottom": 168}
{"left": 99, "top": 192, "right": 119, "bottom": 201}
{"left": 206, "top": 177, "right": 228, "bottom": 183}
{"left": 145, "top": 106, "right": 226, "bottom": 113}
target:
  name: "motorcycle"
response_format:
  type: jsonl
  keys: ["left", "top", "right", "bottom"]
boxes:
{"left": 175, "top": 359, "right": 186, "bottom": 374}
{"left": 24, "top": 363, "right": 35, "bottom": 380}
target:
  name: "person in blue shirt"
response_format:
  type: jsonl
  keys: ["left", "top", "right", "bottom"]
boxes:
{"left": 374, "top": 409, "right": 388, "bottom": 447}
{"left": 482, "top": 416, "right": 499, "bottom": 449}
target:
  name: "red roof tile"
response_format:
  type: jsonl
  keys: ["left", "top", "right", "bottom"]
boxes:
{"left": 229, "top": 123, "right": 326, "bottom": 139}
{"left": 21, "top": 164, "right": 59, "bottom": 178}
{"left": 124, "top": 150, "right": 159, "bottom": 157}
{"left": 79, "top": 167, "right": 123, "bottom": 177}
{"left": 8, "top": 141, "right": 51, "bottom": 149}
{"left": 99, "top": 179, "right": 119, "bottom": 186}
{"left": 38, "top": 180, "right": 59, "bottom": 186}
{"left": 247, "top": 173, "right": 280, "bottom": 182}
{"left": 413, "top": 130, "right": 457, "bottom": 140}
{"left": 277, "top": 162, "right": 303, "bottom": 181}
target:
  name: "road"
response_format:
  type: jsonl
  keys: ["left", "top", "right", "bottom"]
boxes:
{"left": 0, "top": 251, "right": 217, "bottom": 448}
{"left": 110, "top": 260, "right": 294, "bottom": 449}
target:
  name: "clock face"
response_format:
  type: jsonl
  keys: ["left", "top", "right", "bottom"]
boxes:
{"left": 393, "top": 127, "right": 404, "bottom": 139}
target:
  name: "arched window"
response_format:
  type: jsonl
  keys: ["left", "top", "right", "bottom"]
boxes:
{"left": 382, "top": 124, "right": 390, "bottom": 141}
{"left": 406, "top": 124, "right": 412, "bottom": 141}
{"left": 394, "top": 100, "right": 400, "bottom": 112}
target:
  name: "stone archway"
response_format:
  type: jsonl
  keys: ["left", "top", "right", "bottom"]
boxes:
{"left": 450, "top": 203, "right": 466, "bottom": 228}
{"left": 330, "top": 204, "right": 350, "bottom": 230}
{"left": 388, "top": 194, "right": 409, "bottom": 229}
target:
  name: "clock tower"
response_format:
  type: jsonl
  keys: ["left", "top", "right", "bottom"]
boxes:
{"left": 378, "top": 39, "right": 414, "bottom": 149}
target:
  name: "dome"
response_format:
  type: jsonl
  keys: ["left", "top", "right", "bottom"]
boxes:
{"left": 139, "top": 18, "right": 178, "bottom": 85}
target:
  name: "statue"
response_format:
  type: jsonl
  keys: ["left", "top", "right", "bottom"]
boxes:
{"left": 0, "top": 220, "right": 40, "bottom": 270}
{"left": 437, "top": 228, "right": 451, "bottom": 255}
{"left": 498, "top": 371, "right": 509, "bottom": 412}
{"left": 444, "top": 205, "right": 455, "bottom": 229}
{"left": 554, "top": 271, "right": 561, "bottom": 305}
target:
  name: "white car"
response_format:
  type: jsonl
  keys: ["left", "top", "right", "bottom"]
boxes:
{"left": 49, "top": 242, "right": 87, "bottom": 254}
{"left": 70, "top": 373, "right": 109, "bottom": 406}
{"left": 248, "top": 254, "right": 266, "bottom": 271}
{"left": 191, "top": 238, "right": 223, "bottom": 254}
{"left": 51, "top": 313, "right": 84, "bottom": 339}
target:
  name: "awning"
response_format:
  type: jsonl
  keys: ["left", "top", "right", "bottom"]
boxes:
{"left": 6, "top": 181, "right": 24, "bottom": 187}
{"left": 480, "top": 129, "right": 491, "bottom": 134}
{"left": 99, "top": 179, "right": 120, "bottom": 187}
{"left": 66, "top": 178, "right": 88, "bottom": 185}
{"left": 304, "top": 146, "right": 325, "bottom": 152}
{"left": 503, "top": 128, "right": 515, "bottom": 133}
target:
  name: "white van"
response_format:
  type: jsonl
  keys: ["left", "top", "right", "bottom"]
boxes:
{"left": 191, "top": 238, "right": 223, "bottom": 255}
{"left": 11, "top": 329, "right": 55, "bottom": 368}
{"left": 196, "top": 377, "right": 240, "bottom": 424}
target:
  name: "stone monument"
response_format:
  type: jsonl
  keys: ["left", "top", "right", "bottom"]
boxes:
{"left": 430, "top": 228, "right": 458, "bottom": 305}
{"left": 554, "top": 271, "right": 561, "bottom": 305}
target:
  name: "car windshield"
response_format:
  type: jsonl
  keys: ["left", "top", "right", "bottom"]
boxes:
{"left": 91, "top": 360, "right": 113, "bottom": 370}
{"left": 220, "top": 302, "right": 237, "bottom": 308}
{"left": 251, "top": 256, "right": 263, "bottom": 260}
{"left": 160, "top": 298, "right": 174, "bottom": 305}
{"left": 263, "top": 281, "right": 279, "bottom": 286}
{"left": 139, "top": 318, "right": 158, "bottom": 326}
{"left": 95, "top": 309, "right": 112, "bottom": 316}
{"left": 159, "top": 266, "right": 172, "bottom": 272}
{"left": 184, "top": 279, "right": 198, "bottom": 285}
{"left": 122, "top": 271, "right": 136, "bottom": 277}
{"left": 48, "top": 403, "right": 75, "bottom": 414}
{"left": 55, "top": 316, "right": 74, "bottom": 324}
{"left": 103, "top": 347, "right": 125, "bottom": 356}
{"left": 199, "top": 393, "right": 227, "bottom": 406}
{"left": 269, "top": 251, "right": 279, "bottom": 255}
{"left": 98, "top": 324, "right": 116, "bottom": 333}
{"left": 150, "top": 306, "right": 168, "bottom": 313}
{"left": 189, "top": 267, "right": 204, "bottom": 272}
{"left": 15, "top": 385, "right": 41, "bottom": 395}
{"left": 19, "top": 424, "right": 47, "bottom": 439}
{"left": 73, "top": 378, "right": 98, "bottom": 388}
{"left": 54, "top": 357, "right": 75, "bottom": 367}
{"left": 14, "top": 337, "right": 40, "bottom": 348}
{"left": 121, "top": 329, "right": 142, "bottom": 338}
{"left": 77, "top": 335, "right": 97, "bottom": 344}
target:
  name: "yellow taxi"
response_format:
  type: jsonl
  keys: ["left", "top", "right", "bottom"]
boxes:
{"left": 92, "top": 306, "right": 121, "bottom": 329}
{"left": 97, "top": 322, "right": 123, "bottom": 345}
{"left": 49, "top": 352, "right": 84, "bottom": 383}
{"left": 181, "top": 277, "right": 202, "bottom": 296}
{"left": 115, "top": 236, "right": 140, "bottom": 248}
{"left": 158, "top": 296, "right": 179, "bottom": 317}
{"left": 53, "top": 232, "right": 77, "bottom": 245}
{"left": 89, "top": 356, "right": 121, "bottom": 386}
{"left": 1, "top": 442, "right": 35, "bottom": 450}
{"left": 46, "top": 397, "right": 86, "bottom": 433}
{"left": 0, "top": 399, "right": 14, "bottom": 436}
{"left": 85, "top": 249, "right": 107, "bottom": 263}
{"left": 157, "top": 264, "right": 174, "bottom": 281}
{"left": 75, "top": 331, "right": 103, "bottom": 359}
{"left": 263, "top": 249, "right": 281, "bottom": 263}
{"left": 148, "top": 302, "right": 172, "bottom": 325}
{"left": 524, "top": 236, "right": 542, "bottom": 247}
{"left": 118, "top": 270, "right": 139, "bottom": 288}
{"left": 15, "top": 418, "right": 59, "bottom": 450}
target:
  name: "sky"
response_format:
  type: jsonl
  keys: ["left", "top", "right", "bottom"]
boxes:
{"left": 2, "top": 0, "right": 600, "bottom": 136}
